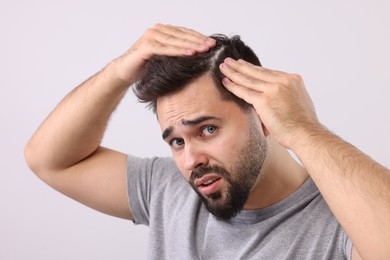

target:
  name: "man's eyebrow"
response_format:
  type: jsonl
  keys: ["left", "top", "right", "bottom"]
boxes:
{"left": 162, "top": 126, "right": 173, "bottom": 140}
{"left": 162, "top": 116, "right": 220, "bottom": 140}
{"left": 181, "top": 116, "right": 220, "bottom": 126}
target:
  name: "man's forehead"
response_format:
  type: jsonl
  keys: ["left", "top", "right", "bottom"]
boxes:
{"left": 156, "top": 76, "right": 222, "bottom": 124}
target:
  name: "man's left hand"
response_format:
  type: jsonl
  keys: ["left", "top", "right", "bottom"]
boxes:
{"left": 220, "top": 58, "right": 321, "bottom": 149}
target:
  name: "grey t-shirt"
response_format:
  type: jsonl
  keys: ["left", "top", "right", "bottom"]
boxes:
{"left": 127, "top": 155, "right": 352, "bottom": 259}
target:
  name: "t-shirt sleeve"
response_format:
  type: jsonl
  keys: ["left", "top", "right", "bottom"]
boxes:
{"left": 126, "top": 155, "right": 154, "bottom": 225}
{"left": 126, "top": 154, "right": 178, "bottom": 226}
{"left": 343, "top": 230, "right": 353, "bottom": 260}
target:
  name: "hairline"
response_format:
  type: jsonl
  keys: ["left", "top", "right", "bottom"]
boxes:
{"left": 155, "top": 72, "right": 252, "bottom": 123}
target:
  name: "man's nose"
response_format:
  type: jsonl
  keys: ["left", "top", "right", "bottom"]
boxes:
{"left": 183, "top": 144, "right": 209, "bottom": 172}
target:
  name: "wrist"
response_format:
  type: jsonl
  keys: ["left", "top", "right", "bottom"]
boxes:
{"left": 108, "top": 48, "right": 146, "bottom": 86}
{"left": 288, "top": 123, "right": 332, "bottom": 154}
{"left": 104, "top": 58, "right": 135, "bottom": 89}
{"left": 105, "top": 56, "right": 136, "bottom": 88}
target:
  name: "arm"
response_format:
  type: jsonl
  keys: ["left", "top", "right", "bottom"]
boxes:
{"left": 24, "top": 24, "right": 216, "bottom": 220}
{"left": 219, "top": 58, "right": 390, "bottom": 259}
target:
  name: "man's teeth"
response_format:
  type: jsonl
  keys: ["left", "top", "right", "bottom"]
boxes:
{"left": 202, "top": 179, "right": 216, "bottom": 186}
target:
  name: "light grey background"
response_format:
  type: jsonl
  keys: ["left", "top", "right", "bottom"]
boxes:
{"left": 1, "top": 0, "right": 389, "bottom": 259}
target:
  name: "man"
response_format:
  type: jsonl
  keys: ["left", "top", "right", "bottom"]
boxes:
{"left": 24, "top": 24, "right": 390, "bottom": 259}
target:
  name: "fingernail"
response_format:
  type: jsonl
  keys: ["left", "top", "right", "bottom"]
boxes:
{"left": 222, "top": 77, "right": 231, "bottom": 84}
{"left": 220, "top": 63, "right": 228, "bottom": 69}
{"left": 225, "top": 57, "right": 234, "bottom": 63}
{"left": 206, "top": 38, "right": 216, "bottom": 45}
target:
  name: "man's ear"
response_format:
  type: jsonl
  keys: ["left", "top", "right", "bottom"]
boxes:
{"left": 262, "top": 123, "right": 270, "bottom": 137}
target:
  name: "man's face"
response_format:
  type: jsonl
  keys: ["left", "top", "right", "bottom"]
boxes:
{"left": 157, "top": 75, "right": 268, "bottom": 220}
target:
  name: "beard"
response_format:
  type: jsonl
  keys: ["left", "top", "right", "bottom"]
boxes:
{"left": 189, "top": 118, "right": 268, "bottom": 221}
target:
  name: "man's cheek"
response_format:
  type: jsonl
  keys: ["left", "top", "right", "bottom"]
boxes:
{"left": 175, "top": 161, "right": 190, "bottom": 182}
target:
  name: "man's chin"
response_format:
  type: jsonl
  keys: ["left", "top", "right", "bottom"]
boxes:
{"left": 202, "top": 195, "right": 242, "bottom": 220}
{"left": 207, "top": 204, "right": 242, "bottom": 221}
{"left": 192, "top": 185, "right": 244, "bottom": 220}
{"left": 206, "top": 191, "right": 222, "bottom": 200}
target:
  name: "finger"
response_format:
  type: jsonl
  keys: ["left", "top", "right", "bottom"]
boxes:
{"left": 164, "top": 24, "right": 209, "bottom": 41}
{"left": 219, "top": 62, "right": 267, "bottom": 93}
{"left": 144, "top": 38, "right": 197, "bottom": 57}
{"left": 221, "top": 77, "right": 263, "bottom": 106}
{"left": 223, "top": 58, "right": 283, "bottom": 83}
{"left": 169, "top": 25, "right": 217, "bottom": 48}
{"left": 143, "top": 30, "right": 199, "bottom": 56}
{"left": 151, "top": 24, "right": 215, "bottom": 52}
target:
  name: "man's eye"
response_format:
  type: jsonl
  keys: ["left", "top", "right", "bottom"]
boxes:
{"left": 170, "top": 138, "right": 184, "bottom": 148}
{"left": 202, "top": 125, "right": 217, "bottom": 136}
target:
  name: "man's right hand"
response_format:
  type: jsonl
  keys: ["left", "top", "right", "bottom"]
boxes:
{"left": 24, "top": 24, "right": 213, "bottom": 220}
{"left": 113, "top": 23, "right": 216, "bottom": 84}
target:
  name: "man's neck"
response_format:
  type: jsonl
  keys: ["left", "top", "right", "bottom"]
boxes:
{"left": 243, "top": 137, "right": 309, "bottom": 210}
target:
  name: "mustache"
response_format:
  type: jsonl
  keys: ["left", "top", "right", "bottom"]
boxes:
{"left": 190, "top": 164, "right": 230, "bottom": 181}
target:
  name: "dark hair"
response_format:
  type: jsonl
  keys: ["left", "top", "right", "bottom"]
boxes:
{"left": 133, "top": 34, "right": 261, "bottom": 113}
